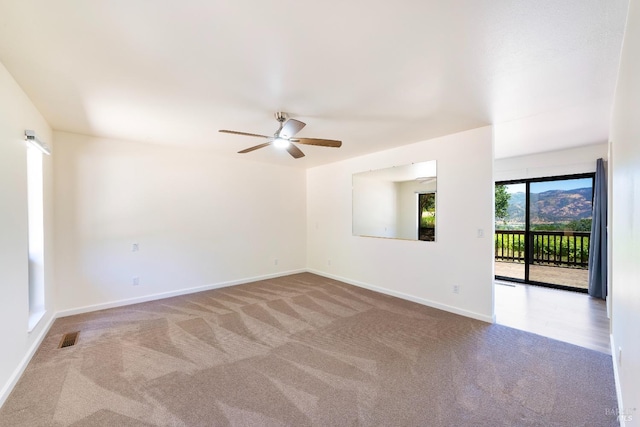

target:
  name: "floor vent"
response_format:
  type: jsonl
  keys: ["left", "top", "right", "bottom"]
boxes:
{"left": 59, "top": 331, "right": 79, "bottom": 349}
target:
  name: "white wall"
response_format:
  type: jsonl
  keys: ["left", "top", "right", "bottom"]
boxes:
{"left": 494, "top": 143, "right": 608, "bottom": 182}
{"left": 53, "top": 132, "right": 306, "bottom": 313}
{"left": 610, "top": 0, "right": 640, "bottom": 424}
{"left": 307, "top": 126, "right": 494, "bottom": 322}
{"left": 0, "top": 63, "right": 55, "bottom": 404}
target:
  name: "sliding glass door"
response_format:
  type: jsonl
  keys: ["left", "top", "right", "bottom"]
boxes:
{"left": 495, "top": 174, "right": 594, "bottom": 291}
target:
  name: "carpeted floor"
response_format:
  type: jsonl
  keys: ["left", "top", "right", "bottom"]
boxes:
{"left": 0, "top": 273, "right": 619, "bottom": 426}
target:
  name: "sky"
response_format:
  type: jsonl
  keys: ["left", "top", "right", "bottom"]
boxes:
{"left": 505, "top": 177, "right": 592, "bottom": 194}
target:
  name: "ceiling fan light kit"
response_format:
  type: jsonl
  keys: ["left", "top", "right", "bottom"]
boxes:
{"left": 219, "top": 112, "right": 342, "bottom": 159}
{"left": 273, "top": 138, "right": 290, "bottom": 148}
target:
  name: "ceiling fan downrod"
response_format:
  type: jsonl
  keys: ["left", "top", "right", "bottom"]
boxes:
{"left": 275, "top": 112, "right": 287, "bottom": 123}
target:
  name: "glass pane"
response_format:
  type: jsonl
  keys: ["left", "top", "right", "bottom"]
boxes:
{"left": 495, "top": 183, "right": 525, "bottom": 281}
{"left": 528, "top": 178, "right": 592, "bottom": 289}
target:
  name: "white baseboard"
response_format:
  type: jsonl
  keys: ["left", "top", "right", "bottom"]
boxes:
{"left": 308, "top": 269, "right": 494, "bottom": 324}
{"left": 0, "top": 313, "right": 55, "bottom": 408}
{"left": 610, "top": 334, "right": 626, "bottom": 427}
{"left": 57, "top": 269, "right": 306, "bottom": 318}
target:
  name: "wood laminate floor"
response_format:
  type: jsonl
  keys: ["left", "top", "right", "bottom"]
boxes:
{"left": 495, "top": 280, "right": 611, "bottom": 354}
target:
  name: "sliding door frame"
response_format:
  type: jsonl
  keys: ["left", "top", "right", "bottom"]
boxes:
{"left": 495, "top": 172, "right": 595, "bottom": 292}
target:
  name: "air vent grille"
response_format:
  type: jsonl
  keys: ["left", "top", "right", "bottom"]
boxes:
{"left": 59, "top": 331, "right": 79, "bottom": 348}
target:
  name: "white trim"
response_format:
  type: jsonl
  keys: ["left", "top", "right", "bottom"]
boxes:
{"left": 24, "top": 129, "right": 51, "bottom": 155}
{"left": 27, "top": 310, "right": 46, "bottom": 332}
{"left": 308, "top": 269, "right": 494, "bottom": 324}
{"left": 0, "top": 314, "right": 55, "bottom": 408}
{"left": 56, "top": 269, "right": 306, "bottom": 318}
{"left": 610, "top": 333, "right": 626, "bottom": 426}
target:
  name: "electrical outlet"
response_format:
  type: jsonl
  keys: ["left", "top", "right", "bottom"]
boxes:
{"left": 328, "top": 259, "right": 332, "bottom": 266}
{"left": 453, "top": 285, "right": 460, "bottom": 294}
{"left": 132, "top": 243, "right": 139, "bottom": 252}
{"left": 274, "top": 258, "right": 278, "bottom": 266}
{"left": 477, "top": 229, "right": 484, "bottom": 238}
{"left": 133, "top": 276, "right": 140, "bottom": 286}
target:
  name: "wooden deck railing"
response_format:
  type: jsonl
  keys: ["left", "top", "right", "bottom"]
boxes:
{"left": 495, "top": 230, "right": 526, "bottom": 263}
{"left": 495, "top": 230, "right": 590, "bottom": 268}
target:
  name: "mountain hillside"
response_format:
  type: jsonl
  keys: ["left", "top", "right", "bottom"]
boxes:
{"left": 506, "top": 192, "right": 525, "bottom": 222}
{"left": 504, "top": 188, "right": 592, "bottom": 224}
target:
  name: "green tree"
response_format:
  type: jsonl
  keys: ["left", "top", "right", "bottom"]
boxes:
{"left": 495, "top": 184, "right": 511, "bottom": 224}
{"left": 419, "top": 193, "right": 436, "bottom": 228}
{"left": 566, "top": 218, "right": 592, "bottom": 232}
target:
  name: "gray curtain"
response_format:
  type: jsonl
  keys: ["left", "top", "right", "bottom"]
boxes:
{"left": 588, "top": 158, "right": 607, "bottom": 299}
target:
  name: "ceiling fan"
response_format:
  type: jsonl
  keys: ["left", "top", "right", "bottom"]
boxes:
{"left": 219, "top": 112, "right": 342, "bottom": 159}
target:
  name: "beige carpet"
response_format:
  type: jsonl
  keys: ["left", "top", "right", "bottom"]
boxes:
{"left": 0, "top": 273, "right": 618, "bottom": 426}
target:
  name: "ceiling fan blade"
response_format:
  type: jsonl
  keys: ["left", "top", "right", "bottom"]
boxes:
{"left": 238, "top": 141, "right": 272, "bottom": 153}
{"left": 219, "top": 130, "right": 270, "bottom": 139}
{"left": 285, "top": 143, "right": 305, "bottom": 159}
{"left": 292, "top": 137, "right": 342, "bottom": 148}
{"left": 279, "top": 119, "right": 306, "bottom": 139}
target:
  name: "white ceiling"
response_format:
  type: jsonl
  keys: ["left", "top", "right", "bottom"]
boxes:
{"left": 0, "top": 0, "right": 629, "bottom": 168}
